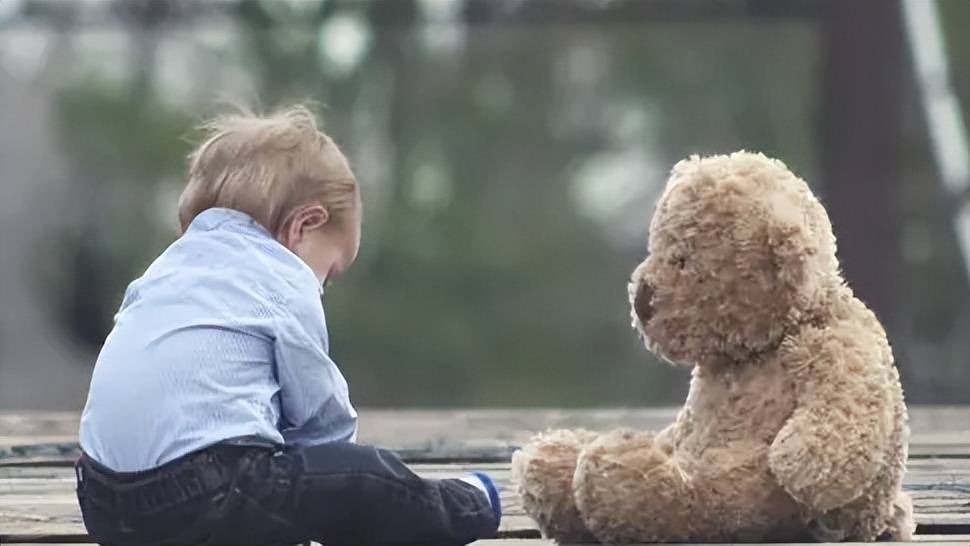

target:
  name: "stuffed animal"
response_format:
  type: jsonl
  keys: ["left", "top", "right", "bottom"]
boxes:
{"left": 512, "top": 151, "right": 912, "bottom": 543}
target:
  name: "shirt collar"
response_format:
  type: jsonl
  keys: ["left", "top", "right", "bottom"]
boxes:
{"left": 188, "top": 207, "right": 271, "bottom": 237}
{"left": 189, "top": 207, "right": 325, "bottom": 296}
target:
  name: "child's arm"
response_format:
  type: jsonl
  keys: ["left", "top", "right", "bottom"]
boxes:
{"left": 274, "top": 292, "right": 358, "bottom": 445}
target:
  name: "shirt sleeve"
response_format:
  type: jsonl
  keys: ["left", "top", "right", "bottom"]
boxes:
{"left": 274, "top": 290, "right": 358, "bottom": 445}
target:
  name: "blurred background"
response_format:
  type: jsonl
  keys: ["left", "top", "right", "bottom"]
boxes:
{"left": 0, "top": 0, "right": 967, "bottom": 410}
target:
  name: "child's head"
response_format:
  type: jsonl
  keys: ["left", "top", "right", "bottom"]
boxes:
{"left": 179, "top": 105, "right": 361, "bottom": 284}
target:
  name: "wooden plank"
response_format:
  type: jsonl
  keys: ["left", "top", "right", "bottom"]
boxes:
{"left": 3, "top": 535, "right": 970, "bottom": 546}
{"left": 11, "top": 535, "right": 963, "bottom": 544}
{"left": 417, "top": 541, "right": 968, "bottom": 546}
{"left": 2, "top": 406, "right": 967, "bottom": 463}
{"left": 472, "top": 539, "right": 967, "bottom": 546}
{"left": 1, "top": 407, "right": 966, "bottom": 543}
{"left": 1, "top": 458, "right": 967, "bottom": 539}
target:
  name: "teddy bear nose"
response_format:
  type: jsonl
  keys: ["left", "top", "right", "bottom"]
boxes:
{"left": 633, "top": 281, "right": 655, "bottom": 325}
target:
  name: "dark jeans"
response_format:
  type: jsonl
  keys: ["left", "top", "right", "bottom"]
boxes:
{"left": 75, "top": 438, "right": 499, "bottom": 546}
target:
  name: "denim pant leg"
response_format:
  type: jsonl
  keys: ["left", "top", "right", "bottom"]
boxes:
{"left": 282, "top": 442, "right": 499, "bottom": 546}
{"left": 76, "top": 447, "right": 294, "bottom": 546}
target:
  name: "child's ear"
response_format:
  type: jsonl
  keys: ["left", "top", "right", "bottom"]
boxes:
{"left": 279, "top": 204, "right": 330, "bottom": 248}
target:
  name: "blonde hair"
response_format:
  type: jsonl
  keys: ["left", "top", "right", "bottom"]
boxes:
{"left": 178, "top": 105, "right": 357, "bottom": 235}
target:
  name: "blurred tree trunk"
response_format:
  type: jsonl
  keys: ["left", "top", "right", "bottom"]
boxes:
{"left": 0, "top": 51, "right": 93, "bottom": 410}
{"left": 116, "top": 0, "right": 171, "bottom": 98}
{"left": 819, "top": 1, "right": 908, "bottom": 370}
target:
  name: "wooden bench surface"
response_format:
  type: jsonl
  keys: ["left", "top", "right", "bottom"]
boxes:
{"left": 1, "top": 406, "right": 968, "bottom": 544}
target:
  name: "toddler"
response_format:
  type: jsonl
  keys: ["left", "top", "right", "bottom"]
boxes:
{"left": 76, "top": 106, "right": 500, "bottom": 546}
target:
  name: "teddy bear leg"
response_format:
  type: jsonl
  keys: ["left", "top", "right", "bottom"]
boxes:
{"left": 573, "top": 429, "right": 694, "bottom": 543}
{"left": 511, "top": 429, "right": 599, "bottom": 542}
{"left": 883, "top": 491, "right": 915, "bottom": 541}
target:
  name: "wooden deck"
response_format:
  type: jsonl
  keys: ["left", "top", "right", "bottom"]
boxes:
{"left": 1, "top": 406, "right": 967, "bottom": 545}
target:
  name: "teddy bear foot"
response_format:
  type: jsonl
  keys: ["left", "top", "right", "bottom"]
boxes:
{"left": 810, "top": 490, "right": 916, "bottom": 542}
{"left": 512, "top": 429, "right": 599, "bottom": 543}
{"left": 573, "top": 429, "right": 694, "bottom": 543}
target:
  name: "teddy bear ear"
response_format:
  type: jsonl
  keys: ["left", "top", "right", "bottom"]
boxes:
{"left": 768, "top": 213, "right": 837, "bottom": 303}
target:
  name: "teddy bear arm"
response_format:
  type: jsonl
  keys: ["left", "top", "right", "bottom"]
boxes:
{"left": 768, "top": 352, "right": 889, "bottom": 512}
{"left": 769, "top": 333, "right": 891, "bottom": 512}
{"left": 769, "top": 407, "right": 882, "bottom": 512}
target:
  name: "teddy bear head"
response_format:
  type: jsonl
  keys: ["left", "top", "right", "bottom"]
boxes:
{"left": 629, "top": 152, "right": 841, "bottom": 366}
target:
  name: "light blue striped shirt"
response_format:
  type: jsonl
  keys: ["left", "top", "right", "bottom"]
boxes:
{"left": 79, "top": 207, "right": 358, "bottom": 472}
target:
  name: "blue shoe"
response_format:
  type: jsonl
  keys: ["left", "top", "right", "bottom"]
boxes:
{"left": 470, "top": 471, "right": 501, "bottom": 522}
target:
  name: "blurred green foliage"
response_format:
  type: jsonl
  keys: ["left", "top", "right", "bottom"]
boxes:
{"left": 29, "top": 0, "right": 969, "bottom": 406}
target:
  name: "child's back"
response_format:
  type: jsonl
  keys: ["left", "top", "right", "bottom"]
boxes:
{"left": 80, "top": 207, "right": 355, "bottom": 472}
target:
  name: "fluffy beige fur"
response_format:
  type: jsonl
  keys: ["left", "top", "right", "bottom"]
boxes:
{"left": 512, "top": 151, "right": 912, "bottom": 543}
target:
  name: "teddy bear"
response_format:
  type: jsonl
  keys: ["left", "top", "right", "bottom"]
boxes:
{"left": 511, "top": 151, "right": 913, "bottom": 543}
